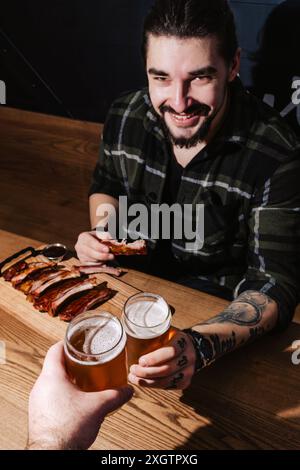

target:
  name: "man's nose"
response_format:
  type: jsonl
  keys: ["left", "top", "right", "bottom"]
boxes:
{"left": 169, "top": 81, "right": 190, "bottom": 113}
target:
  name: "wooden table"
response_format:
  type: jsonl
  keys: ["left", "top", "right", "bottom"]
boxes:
{"left": 0, "top": 106, "right": 102, "bottom": 248}
{"left": 0, "top": 229, "right": 300, "bottom": 450}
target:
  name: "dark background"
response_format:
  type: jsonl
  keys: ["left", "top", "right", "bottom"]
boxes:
{"left": 0, "top": 0, "right": 299, "bottom": 134}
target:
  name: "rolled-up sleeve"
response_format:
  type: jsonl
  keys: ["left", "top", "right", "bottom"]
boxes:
{"left": 234, "top": 153, "right": 300, "bottom": 329}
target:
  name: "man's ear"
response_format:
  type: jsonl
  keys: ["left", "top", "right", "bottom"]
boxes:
{"left": 229, "top": 47, "right": 241, "bottom": 82}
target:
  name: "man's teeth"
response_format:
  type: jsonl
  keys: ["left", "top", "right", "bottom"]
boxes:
{"left": 171, "top": 112, "right": 197, "bottom": 121}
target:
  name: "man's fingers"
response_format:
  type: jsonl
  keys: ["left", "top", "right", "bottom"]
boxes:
{"left": 76, "top": 233, "right": 107, "bottom": 252}
{"left": 75, "top": 232, "right": 115, "bottom": 262}
{"left": 86, "top": 233, "right": 111, "bottom": 252}
{"left": 128, "top": 368, "right": 193, "bottom": 390}
{"left": 130, "top": 332, "right": 196, "bottom": 390}
{"left": 138, "top": 333, "right": 189, "bottom": 367}
{"left": 42, "top": 341, "right": 68, "bottom": 378}
{"left": 130, "top": 353, "right": 189, "bottom": 379}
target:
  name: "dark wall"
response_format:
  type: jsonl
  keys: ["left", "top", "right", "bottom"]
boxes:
{"left": 230, "top": 0, "right": 300, "bottom": 135}
{"left": 0, "top": 0, "right": 153, "bottom": 122}
{"left": 0, "top": 0, "right": 299, "bottom": 134}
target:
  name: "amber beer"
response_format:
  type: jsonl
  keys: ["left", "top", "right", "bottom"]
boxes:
{"left": 64, "top": 311, "right": 127, "bottom": 392}
{"left": 122, "top": 293, "right": 173, "bottom": 367}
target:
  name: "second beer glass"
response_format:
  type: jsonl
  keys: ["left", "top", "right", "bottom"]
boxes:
{"left": 122, "top": 292, "right": 173, "bottom": 367}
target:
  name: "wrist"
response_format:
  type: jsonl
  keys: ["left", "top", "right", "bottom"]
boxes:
{"left": 183, "top": 328, "right": 215, "bottom": 372}
{"left": 26, "top": 432, "right": 75, "bottom": 450}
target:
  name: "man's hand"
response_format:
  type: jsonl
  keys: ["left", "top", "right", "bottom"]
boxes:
{"left": 27, "top": 342, "right": 133, "bottom": 450}
{"left": 75, "top": 230, "right": 115, "bottom": 263}
{"left": 128, "top": 330, "right": 196, "bottom": 390}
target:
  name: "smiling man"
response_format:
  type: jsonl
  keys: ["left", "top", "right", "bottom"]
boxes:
{"left": 147, "top": 34, "right": 236, "bottom": 155}
{"left": 75, "top": 0, "right": 300, "bottom": 390}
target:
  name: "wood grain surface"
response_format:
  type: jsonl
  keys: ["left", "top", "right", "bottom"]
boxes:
{"left": 0, "top": 106, "right": 102, "bottom": 247}
{"left": 0, "top": 229, "right": 300, "bottom": 450}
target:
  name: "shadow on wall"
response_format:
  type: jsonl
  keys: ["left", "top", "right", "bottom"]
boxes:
{"left": 251, "top": 0, "right": 300, "bottom": 136}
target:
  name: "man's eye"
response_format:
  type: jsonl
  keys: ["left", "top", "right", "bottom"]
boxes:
{"left": 194, "top": 76, "right": 211, "bottom": 82}
{"left": 154, "top": 77, "right": 167, "bottom": 82}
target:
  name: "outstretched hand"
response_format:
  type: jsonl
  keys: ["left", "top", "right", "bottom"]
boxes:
{"left": 28, "top": 342, "right": 133, "bottom": 450}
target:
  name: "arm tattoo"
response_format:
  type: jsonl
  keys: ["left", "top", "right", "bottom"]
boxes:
{"left": 183, "top": 291, "right": 274, "bottom": 372}
{"left": 183, "top": 330, "right": 214, "bottom": 370}
{"left": 177, "top": 355, "right": 188, "bottom": 367}
{"left": 177, "top": 337, "right": 187, "bottom": 351}
{"left": 248, "top": 326, "right": 265, "bottom": 342}
{"left": 210, "top": 331, "right": 236, "bottom": 357}
{"left": 166, "top": 372, "right": 184, "bottom": 390}
{"left": 202, "top": 291, "right": 272, "bottom": 327}
{"left": 184, "top": 330, "right": 237, "bottom": 371}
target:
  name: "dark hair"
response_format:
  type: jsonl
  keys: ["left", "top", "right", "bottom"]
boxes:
{"left": 142, "top": 0, "right": 238, "bottom": 64}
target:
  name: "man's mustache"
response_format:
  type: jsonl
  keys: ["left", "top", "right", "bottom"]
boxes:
{"left": 159, "top": 102, "right": 210, "bottom": 116}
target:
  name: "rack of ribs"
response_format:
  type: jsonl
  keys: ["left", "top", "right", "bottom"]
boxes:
{"left": 2, "top": 260, "right": 29, "bottom": 281}
{"left": 1, "top": 251, "right": 120, "bottom": 321}
{"left": 10, "top": 262, "right": 56, "bottom": 287}
{"left": 59, "top": 284, "right": 113, "bottom": 321}
{"left": 18, "top": 266, "right": 61, "bottom": 294}
{"left": 46, "top": 277, "right": 101, "bottom": 316}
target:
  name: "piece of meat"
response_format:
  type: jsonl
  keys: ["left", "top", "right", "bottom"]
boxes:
{"left": 18, "top": 266, "right": 60, "bottom": 294}
{"left": 28, "top": 268, "right": 81, "bottom": 300}
{"left": 99, "top": 239, "right": 147, "bottom": 255}
{"left": 23, "top": 267, "right": 65, "bottom": 295}
{"left": 11, "top": 262, "right": 55, "bottom": 287}
{"left": 33, "top": 276, "right": 87, "bottom": 311}
{"left": 2, "top": 260, "right": 28, "bottom": 281}
{"left": 47, "top": 277, "right": 101, "bottom": 317}
{"left": 78, "top": 264, "right": 123, "bottom": 276}
{"left": 59, "top": 284, "right": 113, "bottom": 321}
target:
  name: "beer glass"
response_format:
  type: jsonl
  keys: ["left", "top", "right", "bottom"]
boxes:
{"left": 122, "top": 292, "right": 173, "bottom": 367}
{"left": 64, "top": 311, "right": 127, "bottom": 392}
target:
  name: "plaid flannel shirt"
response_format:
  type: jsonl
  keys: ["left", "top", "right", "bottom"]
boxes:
{"left": 90, "top": 78, "right": 300, "bottom": 329}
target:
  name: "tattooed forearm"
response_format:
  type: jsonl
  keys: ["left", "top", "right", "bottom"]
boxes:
{"left": 183, "top": 331, "right": 215, "bottom": 369}
{"left": 185, "top": 290, "right": 278, "bottom": 372}
{"left": 205, "top": 302, "right": 262, "bottom": 325}
{"left": 210, "top": 331, "right": 236, "bottom": 357}
{"left": 202, "top": 291, "right": 273, "bottom": 326}
{"left": 184, "top": 330, "right": 237, "bottom": 370}
{"left": 248, "top": 326, "right": 265, "bottom": 341}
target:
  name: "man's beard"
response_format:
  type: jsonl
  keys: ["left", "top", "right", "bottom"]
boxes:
{"left": 158, "top": 102, "right": 213, "bottom": 149}
{"left": 161, "top": 115, "right": 213, "bottom": 148}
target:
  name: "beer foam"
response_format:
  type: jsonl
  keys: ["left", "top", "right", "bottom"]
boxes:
{"left": 68, "top": 315, "right": 126, "bottom": 364}
{"left": 83, "top": 317, "right": 121, "bottom": 355}
{"left": 124, "top": 299, "right": 170, "bottom": 339}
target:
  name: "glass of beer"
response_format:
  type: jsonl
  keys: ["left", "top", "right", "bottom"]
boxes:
{"left": 64, "top": 311, "right": 127, "bottom": 392}
{"left": 122, "top": 292, "right": 173, "bottom": 367}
